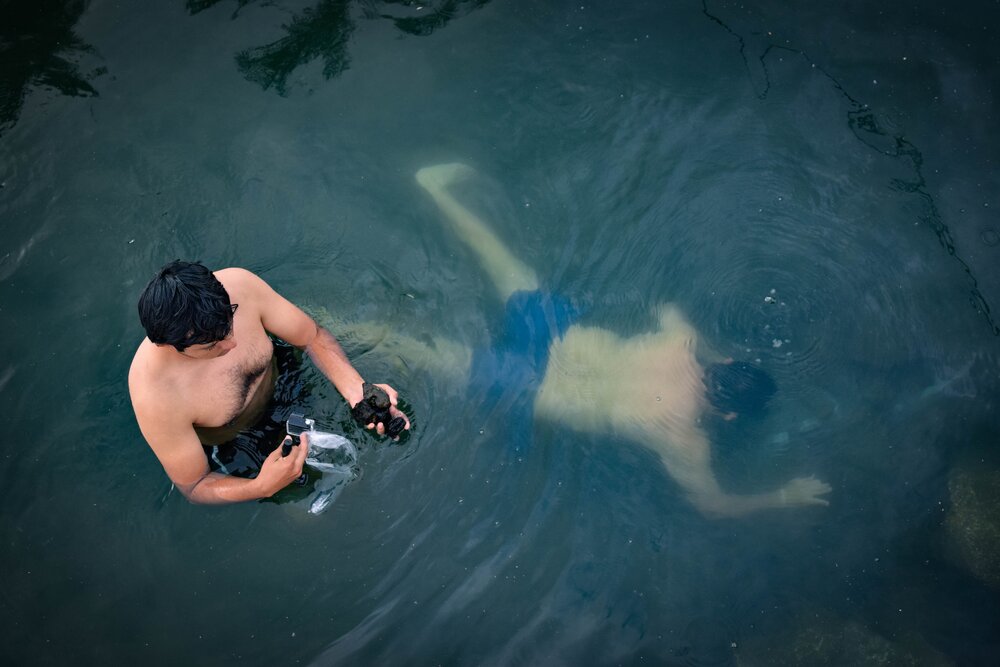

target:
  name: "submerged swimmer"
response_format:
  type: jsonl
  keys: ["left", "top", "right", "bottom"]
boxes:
{"left": 128, "top": 261, "right": 410, "bottom": 504}
{"left": 343, "top": 163, "right": 831, "bottom": 518}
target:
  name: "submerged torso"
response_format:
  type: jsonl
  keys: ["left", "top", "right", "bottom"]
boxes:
{"left": 535, "top": 317, "right": 708, "bottom": 440}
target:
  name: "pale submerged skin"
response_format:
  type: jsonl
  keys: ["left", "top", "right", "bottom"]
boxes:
{"left": 357, "top": 163, "right": 830, "bottom": 518}
{"left": 128, "top": 268, "right": 409, "bottom": 504}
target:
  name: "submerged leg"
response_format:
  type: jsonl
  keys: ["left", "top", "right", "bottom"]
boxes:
{"left": 334, "top": 320, "right": 472, "bottom": 385}
{"left": 415, "top": 163, "right": 538, "bottom": 302}
{"left": 305, "top": 306, "right": 472, "bottom": 383}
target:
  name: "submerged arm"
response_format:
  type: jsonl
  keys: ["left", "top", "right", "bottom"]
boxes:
{"left": 332, "top": 320, "right": 472, "bottom": 385}
{"left": 220, "top": 268, "right": 411, "bottom": 434}
{"left": 654, "top": 426, "right": 831, "bottom": 518}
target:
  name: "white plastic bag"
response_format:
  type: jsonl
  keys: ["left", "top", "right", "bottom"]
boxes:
{"left": 304, "top": 430, "right": 358, "bottom": 515}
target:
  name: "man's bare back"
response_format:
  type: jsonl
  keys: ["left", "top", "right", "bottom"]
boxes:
{"left": 408, "top": 162, "right": 831, "bottom": 518}
{"left": 533, "top": 305, "right": 830, "bottom": 517}
{"left": 536, "top": 305, "right": 707, "bottom": 436}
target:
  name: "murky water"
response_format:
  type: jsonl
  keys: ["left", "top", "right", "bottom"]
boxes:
{"left": 2, "top": 0, "right": 999, "bottom": 665}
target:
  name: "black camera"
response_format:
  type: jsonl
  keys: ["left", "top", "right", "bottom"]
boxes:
{"left": 351, "top": 383, "right": 406, "bottom": 438}
{"left": 283, "top": 412, "right": 315, "bottom": 456}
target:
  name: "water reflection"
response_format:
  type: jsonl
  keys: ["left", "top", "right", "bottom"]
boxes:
{"left": 0, "top": 0, "right": 494, "bottom": 130}
{"left": 0, "top": 0, "right": 102, "bottom": 136}
{"left": 379, "top": 0, "right": 492, "bottom": 36}
{"left": 702, "top": 0, "right": 999, "bottom": 337}
{"left": 185, "top": 0, "right": 256, "bottom": 16}
{"left": 187, "top": 0, "right": 492, "bottom": 95}
{"left": 234, "top": 0, "right": 354, "bottom": 95}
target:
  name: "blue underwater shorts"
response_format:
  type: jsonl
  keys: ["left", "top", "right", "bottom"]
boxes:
{"left": 467, "top": 290, "right": 579, "bottom": 455}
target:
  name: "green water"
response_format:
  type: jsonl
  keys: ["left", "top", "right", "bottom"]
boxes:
{"left": 2, "top": 0, "right": 999, "bottom": 664}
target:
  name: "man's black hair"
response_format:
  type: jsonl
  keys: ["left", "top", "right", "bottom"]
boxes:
{"left": 704, "top": 361, "right": 777, "bottom": 419}
{"left": 137, "top": 260, "right": 233, "bottom": 352}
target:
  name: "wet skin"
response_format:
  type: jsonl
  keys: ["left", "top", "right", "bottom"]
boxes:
{"left": 129, "top": 268, "right": 409, "bottom": 504}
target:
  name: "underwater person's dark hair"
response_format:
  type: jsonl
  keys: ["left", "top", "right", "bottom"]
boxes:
{"left": 137, "top": 260, "right": 233, "bottom": 351}
{"left": 704, "top": 361, "right": 777, "bottom": 419}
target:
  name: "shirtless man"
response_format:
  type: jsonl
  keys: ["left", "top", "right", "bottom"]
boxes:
{"left": 336, "top": 163, "right": 830, "bottom": 518}
{"left": 128, "top": 262, "right": 409, "bottom": 504}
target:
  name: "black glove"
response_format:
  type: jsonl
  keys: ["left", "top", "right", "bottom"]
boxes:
{"left": 351, "top": 382, "right": 407, "bottom": 438}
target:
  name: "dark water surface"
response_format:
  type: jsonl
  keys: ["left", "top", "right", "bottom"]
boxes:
{"left": 2, "top": 1, "right": 999, "bottom": 665}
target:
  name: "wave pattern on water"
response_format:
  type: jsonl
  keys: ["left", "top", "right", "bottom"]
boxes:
{"left": 702, "top": 0, "right": 1000, "bottom": 337}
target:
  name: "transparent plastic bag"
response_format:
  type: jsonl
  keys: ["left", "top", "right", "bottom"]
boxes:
{"left": 304, "top": 430, "right": 358, "bottom": 515}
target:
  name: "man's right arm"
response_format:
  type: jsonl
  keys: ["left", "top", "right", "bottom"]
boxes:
{"left": 652, "top": 425, "right": 832, "bottom": 518}
{"left": 132, "top": 395, "right": 308, "bottom": 504}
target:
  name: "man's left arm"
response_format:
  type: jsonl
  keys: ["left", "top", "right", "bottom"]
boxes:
{"left": 237, "top": 269, "right": 410, "bottom": 435}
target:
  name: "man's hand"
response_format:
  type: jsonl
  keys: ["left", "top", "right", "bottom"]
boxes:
{"left": 355, "top": 383, "right": 411, "bottom": 440}
{"left": 254, "top": 432, "right": 310, "bottom": 497}
{"left": 779, "top": 476, "right": 832, "bottom": 507}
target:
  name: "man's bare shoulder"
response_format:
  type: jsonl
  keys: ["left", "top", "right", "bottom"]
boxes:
{"left": 128, "top": 342, "right": 184, "bottom": 421}
{"left": 128, "top": 339, "right": 159, "bottom": 390}
{"left": 214, "top": 267, "right": 276, "bottom": 307}
{"left": 214, "top": 267, "right": 264, "bottom": 291}
{"left": 654, "top": 303, "right": 696, "bottom": 337}
{"left": 214, "top": 266, "right": 254, "bottom": 280}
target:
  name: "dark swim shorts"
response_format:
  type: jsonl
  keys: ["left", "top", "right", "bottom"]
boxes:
{"left": 467, "top": 290, "right": 579, "bottom": 455}
{"left": 204, "top": 340, "right": 310, "bottom": 479}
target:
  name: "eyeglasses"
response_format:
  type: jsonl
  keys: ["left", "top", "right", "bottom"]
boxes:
{"left": 217, "top": 303, "right": 238, "bottom": 341}
{"left": 224, "top": 303, "right": 239, "bottom": 337}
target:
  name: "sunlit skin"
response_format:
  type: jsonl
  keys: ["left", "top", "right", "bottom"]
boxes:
{"left": 129, "top": 268, "right": 409, "bottom": 505}
{"left": 398, "top": 163, "right": 832, "bottom": 518}
{"left": 178, "top": 330, "right": 237, "bottom": 359}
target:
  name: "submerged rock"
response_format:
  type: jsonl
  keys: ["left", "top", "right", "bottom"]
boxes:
{"left": 945, "top": 466, "right": 1000, "bottom": 589}
{"left": 734, "top": 611, "right": 951, "bottom": 666}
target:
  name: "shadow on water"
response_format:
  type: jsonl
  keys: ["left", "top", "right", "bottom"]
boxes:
{"left": 188, "top": 0, "right": 492, "bottom": 96}
{"left": 0, "top": 0, "right": 103, "bottom": 137}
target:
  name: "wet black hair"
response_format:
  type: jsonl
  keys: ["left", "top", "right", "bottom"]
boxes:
{"left": 137, "top": 260, "right": 233, "bottom": 352}
{"left": 704, "top": 361, "right": 777, "bottom": 419}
